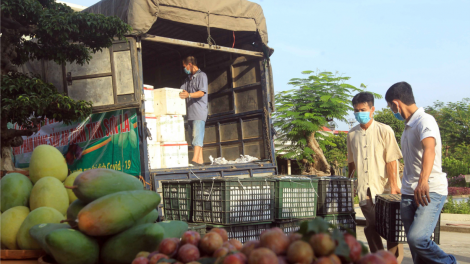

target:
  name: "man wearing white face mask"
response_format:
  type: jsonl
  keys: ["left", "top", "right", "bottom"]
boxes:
{"left": 386, "top": 82, "right": 456, "bottom": 264}
{"left": 347, "top": 92, "right": 404, "bottom": 263}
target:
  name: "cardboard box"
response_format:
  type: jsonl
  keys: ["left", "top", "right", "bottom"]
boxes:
{"left": 154, "top": 88, "right": 186, "bottom": 116}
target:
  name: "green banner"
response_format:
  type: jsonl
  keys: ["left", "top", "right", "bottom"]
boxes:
{"left": 12, "top": 109, "right": 141, "bottom": 176}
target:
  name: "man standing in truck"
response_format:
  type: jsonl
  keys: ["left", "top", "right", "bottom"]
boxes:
{"left": 347, "top": 92, "right": 404, "bottom": 263}
{"left": 179, "top": 56, "right": 208, "bottom": 166}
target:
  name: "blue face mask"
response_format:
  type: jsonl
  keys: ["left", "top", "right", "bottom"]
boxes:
{"left": 184, "top": 68, "right": 191, "bottom": 75}
{"left": 391, "top": 103, "right": 406, "bottom": 121}
{"left": 393, "top": 111, "right": 405, "bottom": 121}
{"left": 354, "top": 112, "right": 371, "bottom": 125}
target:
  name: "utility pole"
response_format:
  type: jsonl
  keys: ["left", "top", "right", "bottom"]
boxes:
{"left": 348, "top": 118, "right": 356, "bottom": 130}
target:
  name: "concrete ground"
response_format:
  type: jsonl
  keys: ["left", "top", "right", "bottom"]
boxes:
{"left": 356, "top": 226, "right": 470, "bottom": 264}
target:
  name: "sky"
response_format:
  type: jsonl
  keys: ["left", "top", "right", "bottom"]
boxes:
{"left": 65, "top": 0, "right": 470, "bottom": 130}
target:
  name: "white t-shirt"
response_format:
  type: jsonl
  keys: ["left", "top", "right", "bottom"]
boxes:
{"left": 401, "top": 107, "right": 448, "bottom": 195}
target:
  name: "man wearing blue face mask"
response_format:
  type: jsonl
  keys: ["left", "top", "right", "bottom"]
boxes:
{"left": 385, "top": 82, "right": 455, "bottom": 264}
{"left": 179, "top": 56, "right": 208, "bottom": 165}
{"left": 347, "top": 92, "right": 404, "bottom": 263}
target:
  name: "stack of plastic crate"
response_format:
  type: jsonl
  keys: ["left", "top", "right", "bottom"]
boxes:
{"left": 312, "top": 176, "right": 357, "bottom": 234}
{"left": 376, "top": 194, "right": 440, "bottom": 244}
{"left": 161, "top": 179, "right": 192, "bottom": 222}
{"left": 270, "top": 176, "right": 319, "bottom": 235}
{"left": 193, "top": 178, "right": 276, "bottom": 243}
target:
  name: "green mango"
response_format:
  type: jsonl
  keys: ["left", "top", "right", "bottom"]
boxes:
{"left": 1, "top": 173, "right": 33, "bottom": 212}
{"left": 70, "top": 169, "right": 143, "bottom": 203}
{"left": 157, "top": 221, "right": 188, "bottom": 239}
{"left": 78, "top": 190, "right": 161, "bottom": 236}
{"left": 30, "top": 177, "right": 69, "bottom": 215}
{"left": 29, "top": 223, "right": 70, "bottom": 255}
{"left": 101, "top": 223, "right": 165, "bottom": 264}
{"left": 65, "top": 199, "right": 87, "bottom": 228}
{"left": 134, "top": 209, "right": 159, "bottom": 225}
{"left": 17, "top": 207, "right": 64, "bottom": 249}
{"left": 1, "top": 206, "right": 30, "bottom": 249}
{"left": 29, "top": 145, "right": 68, "bottom": 184}
{"left": 64, "top": 172, "right": 81, "bottom": 204}
{"left": 46, "top": 229, "right": 99, "bottom": 264}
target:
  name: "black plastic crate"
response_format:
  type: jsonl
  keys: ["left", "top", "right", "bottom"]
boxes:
{"left": 313, "top": 176, "right": 355, "bottom": 215}
{"left": 192, "top": 178, "right": 275, "bottom": 225}
{"left": 188, "top": 223, "right": 207, "bottom": 237}
{"left": 273, "top": 176, "right": 319, "bottom": 220}
{"left": 162, "top": 180, "right": 192, "bottom": 221}
{"left": 317, "top": 213, "right": 357, "bottom": 235}
{"left": 272, "top": 218, "right": 315, "bottom": 234}
{"left": 206, "top": 222, "right": 272, "bottom": 244}
{"left": 375, "top": 194, "right": 440, "bottom": 244}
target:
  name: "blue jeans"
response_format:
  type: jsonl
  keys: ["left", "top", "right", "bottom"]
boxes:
{"left": 401, "top": 193, "right": 457, "bottom": 264}
{"left": 191, "top": 120, "right": 205, "bottom": 147}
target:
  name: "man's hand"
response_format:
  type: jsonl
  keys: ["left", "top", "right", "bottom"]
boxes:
{"left": 415, "top": 137, "right": 436, "bottom": 207}
{"left": 391, "top": 185, "right": 401, "bottom": 195}
{"left": 179, "top": 90, "right": 189, "bottom": 99}
{"left": 414, "top": 180, "right": 430, "bottom": 206}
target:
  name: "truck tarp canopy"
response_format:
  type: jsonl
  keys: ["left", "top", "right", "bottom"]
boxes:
{"left": 83, "top": 0, "right": 269, "bottom": 46}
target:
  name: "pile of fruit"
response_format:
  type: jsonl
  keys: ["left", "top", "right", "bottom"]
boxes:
{"left": 1, "top": 145, "right": 187, "bottom": 264}
{"left": 131, "top": 218, "right": 398, "bottom": 264}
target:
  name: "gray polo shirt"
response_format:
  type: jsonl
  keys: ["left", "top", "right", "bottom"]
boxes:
{"left": 180, "top": 69, "right": 208, "bottom": 121}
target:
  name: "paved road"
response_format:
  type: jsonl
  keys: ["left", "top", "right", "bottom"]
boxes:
{"left": 356, "top": 226, "right": 470, "bottom": 264}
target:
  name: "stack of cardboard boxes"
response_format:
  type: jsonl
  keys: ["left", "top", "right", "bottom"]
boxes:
{"left": 144, "top": 85, "right": 188, "bottom": 169}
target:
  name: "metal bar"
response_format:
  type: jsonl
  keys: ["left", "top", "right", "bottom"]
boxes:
{"left": 238, "top": 118, "right": 245, "bottom": 156}
{"left": 91, "top": 103, "right": 141, "bottom": 114}
{"left": 259, "top": 60, "right": 276, "bottom": 167}
{"left": 109, "top": 45, "right": 118, "bottom": 105}
{"left": 70, "top": 72, "right": 113, "bottom": 81}
{"left": 217, "top": 122, "right": 222, "bottom": 158}
{"left": 151, "top": 165, "right": 276, "bottom": 176}
{"left": 233, "top": 82, "right": 261, "bottom": 90}
{"left": 142, "top": 34, "right": 264, "bottom": 58}
{"left": 129, "top": 37, "right": 142, "bottom": 104}
{"left": 136, "top": 38, "right": 151, "bottom": 190}
{"left": 207, "top": 111, "right": 235, "bottom": 119}
{"left": 208, "top": 110, "right": 263, "bottom": 123}
{"left": 201, "top": 137, "right": 263, "bottom": 148}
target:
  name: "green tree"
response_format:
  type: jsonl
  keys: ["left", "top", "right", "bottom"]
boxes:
{"left": 374, "top": 108, "right": 405, "bottom": 145}
{"left": 1, "top": 0, "right": 132, "bottom": 171}
{"left": 323, "top": 132, "right": 348, "bottom": 175}
{"left": 274, "top": 71, "right": 381, "bottom": 175}
{"left": 425, "top": 98, "right": 470, "bottom": 156}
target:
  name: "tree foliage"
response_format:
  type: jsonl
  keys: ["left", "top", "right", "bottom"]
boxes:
{"left": 0, "top": 0, "right": 131, "bottom": 170}
{"left": 374, "top": 108, "right": 405, "bottom": 145}
{"left": 1, "top": 0, "right": 131, "bottom": 73}
{"left": 425, "top": 98, "right": 470, "bottom": 149}
{"left": 274, "top": 71, "right": 381, "bottom": 175}
{"left": 1, "top": 72, "right": 93, "bottom": 132}
{"left": 323, "top": 132, "right": 348, "bottom": 174}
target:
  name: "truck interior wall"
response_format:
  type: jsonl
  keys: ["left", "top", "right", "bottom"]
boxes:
{"left": 141, "top": 41, "right": 271, "bottom": 167}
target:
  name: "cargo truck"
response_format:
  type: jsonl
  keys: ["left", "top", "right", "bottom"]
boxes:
{"left": 17, "top": 0, "right": 277, "bottom": 198}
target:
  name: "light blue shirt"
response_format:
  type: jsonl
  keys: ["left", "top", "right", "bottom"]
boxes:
{"left": 180, "top": 69, "right": 208, "bottom": 121}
